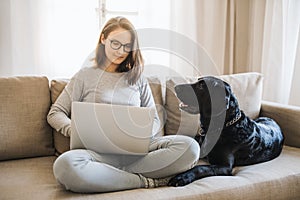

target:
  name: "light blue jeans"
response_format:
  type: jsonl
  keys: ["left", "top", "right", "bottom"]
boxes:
{"left": 53, "top": 135, "right": 200, "bottom": 193}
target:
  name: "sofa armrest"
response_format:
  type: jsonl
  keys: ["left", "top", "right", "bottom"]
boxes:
{"left": 260, "top": 100, "right": 300, "bottom": 148}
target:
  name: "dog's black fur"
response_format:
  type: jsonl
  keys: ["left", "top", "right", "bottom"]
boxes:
{"left": 168, "top": 76, "right": 284, "bottom": 187}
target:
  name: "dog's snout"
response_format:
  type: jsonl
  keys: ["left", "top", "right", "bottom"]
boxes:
{"left": 175, "top": 85, "right": 181, "bottom": 94}
{"left": 175, "top": 84, "right": 196, "bottom": 98}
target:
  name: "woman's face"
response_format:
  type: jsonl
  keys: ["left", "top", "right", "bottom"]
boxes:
{"left": 101, "top": 28, "right": 132, "bottom": 67}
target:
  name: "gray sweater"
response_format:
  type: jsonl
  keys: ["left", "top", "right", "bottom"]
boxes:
{"left": 47, "top": 67, "right": 160, "bottom": 137}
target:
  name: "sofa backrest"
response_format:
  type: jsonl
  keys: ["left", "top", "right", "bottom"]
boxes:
{"left": 0, "top": 73, "right": 265, "bottom": 158}
{"left": 0, "top": 76, "right": 55, "bottom": 161}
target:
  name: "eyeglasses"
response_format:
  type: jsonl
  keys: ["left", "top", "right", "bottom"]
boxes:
{"left": 108, "top": 39, "right": 132, "bottom": 53}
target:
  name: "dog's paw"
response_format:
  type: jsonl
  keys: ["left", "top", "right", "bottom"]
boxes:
{"left": 168, "top": 172, "right": 195, "bottom": 187}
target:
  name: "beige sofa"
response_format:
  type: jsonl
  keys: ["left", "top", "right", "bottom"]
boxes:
{"left": 1, "top": 72, "right": 300, "bottom": 200}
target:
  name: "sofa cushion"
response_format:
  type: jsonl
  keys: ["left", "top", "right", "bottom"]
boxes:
{"left": 146, "top": 76, "right": 165, "bottom": 137}
{"left": 0, "top": 76, "right": 54, "bottom": 160}
{"left": 50, "top": 76, "right": 164, "bottom": 155}
{"left": 50, "top": 79, "right": 70, "bottom": 155}
{"left": 165, "top": 72, "right": 263, "bottom": 135}
{"left": 0, "top": 146, "right": 299, "bottom": 199}
{"left": 0, "top": 156, "right": 60, "bottom": 199}
{"left": 165, "top": 76, "right": 200, "bottom": 136}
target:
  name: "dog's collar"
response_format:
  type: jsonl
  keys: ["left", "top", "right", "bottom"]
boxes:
{"left": 197, "top": 126, "right": 205, "bottom": 136}
{"left": 197, "top": 111, "right": 242, "bottom": 136}
{"left": 225, "top": 111, "right": 242, "bottom": 127}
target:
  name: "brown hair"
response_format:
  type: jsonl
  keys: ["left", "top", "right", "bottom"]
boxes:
{"left": 95, "top": 16, "right": 144, "bottom": 85}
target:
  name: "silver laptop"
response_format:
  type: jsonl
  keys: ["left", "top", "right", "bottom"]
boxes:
{"left": 70, "top": 102, "right": 155, "bottom": 155}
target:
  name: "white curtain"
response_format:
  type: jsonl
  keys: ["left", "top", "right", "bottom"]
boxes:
{"left": 170, "top": 0, "right": 300, "bottom": 106}
{"left": 170, "top": 0, "right": 229, "bottom": 76}
{"left": 0, "top": 0, "right": 99, "bottom": 80}
{"left": 259, "top": 0, "right": 300, "bottom": 105}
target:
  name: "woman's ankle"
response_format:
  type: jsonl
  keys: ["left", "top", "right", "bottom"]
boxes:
{"left": 138, "top": 174, "right": 173, "bottom": 188}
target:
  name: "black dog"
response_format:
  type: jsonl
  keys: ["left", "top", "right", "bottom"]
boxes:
{"left": 168, "top": 76, "right": 284, "bottom": 186}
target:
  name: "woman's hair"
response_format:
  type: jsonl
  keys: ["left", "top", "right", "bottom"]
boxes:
{"left": 95, "top": 16, "right": 144, "bottom": 85}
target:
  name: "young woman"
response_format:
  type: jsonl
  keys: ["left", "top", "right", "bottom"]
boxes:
{"left": 47, "top": 16, "right": 199, "bottom": 193}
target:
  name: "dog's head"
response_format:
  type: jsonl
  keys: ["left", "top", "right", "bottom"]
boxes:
{"left": 175, "top": 76, "right": 232, "bottom": 117}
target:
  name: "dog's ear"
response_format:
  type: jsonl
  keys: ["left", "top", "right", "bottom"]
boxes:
{"left": 207, "top": 78, "right": 230, "bottom": 115}
{"left": 223, "top": 81, "right": 231, "bottom": 109}
{"left": 225, "top": 93, "right": 230, "bottom": 109}
{"left": 223, "top": 81, "right": 232, "bottom": 109}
